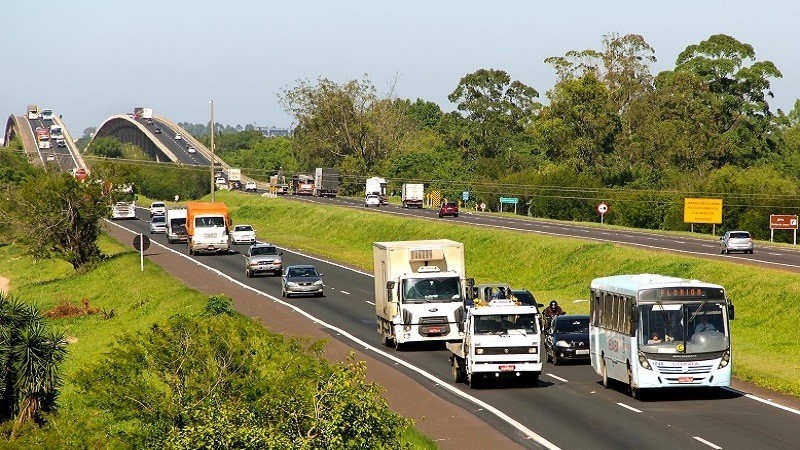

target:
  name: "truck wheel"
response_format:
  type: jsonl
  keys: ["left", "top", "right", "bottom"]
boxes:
{"left": 451, "top": 359, "right": 464, "bottom": 384}
{"left": 393, "top": 340, "right": 405, "bottom": 351}
{"left": 467, "top": 373, "right": 481, "bottom": 389}
{"left": 528, "top": 373, "right": 540, "bottom": 387}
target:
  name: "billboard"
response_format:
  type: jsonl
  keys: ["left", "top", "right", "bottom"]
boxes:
{"left": 683, "top": 198, "right": 722, "bottom": 224}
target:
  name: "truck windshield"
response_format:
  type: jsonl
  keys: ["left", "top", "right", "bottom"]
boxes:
{"left": 402, "top": 277, "right": 461, "bottom": 303}
{"left": 196, "top": 217, "right": 226, "bottom": 227}
{"left": 474, "top": 314, "right": 538, "bottom": 335}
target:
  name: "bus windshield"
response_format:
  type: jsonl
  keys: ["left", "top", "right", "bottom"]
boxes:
{"left": 402, "top": 277, "right": 461, "bottom": 303}
{"left": 639, "top": 302, "right": 729, "bottom": 353}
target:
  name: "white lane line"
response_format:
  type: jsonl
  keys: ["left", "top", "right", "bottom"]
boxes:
{"left": 104, "top": 219, "right": 561, "bottom": 450}
{"left": 545, "top": 373, "right": 569, "bottom": 383}
{"left": 616, "top": 403, "right": 642, "bottom": 413}
{"left": 723, "top": 388, "right": 800, "bottom": 415}
{"left": 340, "top": 290, "right": 351, "bottom": 295}
{"left": 365, "top": 300, "right": 375, "bottom": 305}
{"left": 768, "top": 252, "right": 781, "bottom": 256}
{"left": 693, "top": 436, "right": 722, "bottom": 449}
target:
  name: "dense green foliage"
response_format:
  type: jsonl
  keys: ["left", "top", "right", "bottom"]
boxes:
{"left": 0, "top": 294, "right": 67, "bottom": 431}
{"left": 85, "top": 136, "right": 148, "bottom": 160}
{"left": 173, "top": 32, "right": 800, "bottom": 240}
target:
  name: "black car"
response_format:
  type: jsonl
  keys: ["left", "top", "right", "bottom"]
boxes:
{"left": 544, "top": 314, "right": 590, "bottom": 365}
{"left": 154, "top": 127, "right": 162, "bottom": 134}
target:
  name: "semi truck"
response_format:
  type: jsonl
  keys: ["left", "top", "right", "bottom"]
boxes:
{"left": 365, "top": 177, "right": 388, "bottom": 205}
{"left": 374, "top": 239, "right": 468, "bottom": 349}
{"left": 186, "top": 201, "right": 231, "bottom": 255}
{"left": 313, "top": 167, "right": 340, "bottom": 197}
{"left": 447, "top": 298, "right": 543, "bottom": 388}
{"left": 401, "top": 183, "right": 424, "bottom": 208}
{"left": 166, "top": 208, "right": 188, "bottom": 244}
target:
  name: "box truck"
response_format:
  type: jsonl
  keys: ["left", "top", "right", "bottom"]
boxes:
{"left": 365, "top": 177, "right": 388, "bottom": 205}
{"left": 186, "top": 201, "right": 230, "bottom": 255}
{"left": 374, "top": 239, "right": 469, "bottom": 349}
{"left": 401, "top": 183, "right": 424, "bottom": 208}
{"left": 166, "top": 208, "right": 188, "bottom": 244}
{"left": 313, "top": 167, "right": 340, "bottom": 197}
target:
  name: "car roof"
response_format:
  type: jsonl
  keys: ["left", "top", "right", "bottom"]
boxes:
{"left": 152, "top": 202, "right": 165, "bottom": 206}
{"left": 250, "top": 242, "right": 274, "bottom": 247}
{"left": 286, "top": 264, "right": 316, "bottom": 269}
{"left": 555, "top": 314, "right": 589, "bottom": 321}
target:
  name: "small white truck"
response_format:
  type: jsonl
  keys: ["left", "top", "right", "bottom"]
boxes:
{"left": 401, "top": 183, "right": 424, "bottom": 208}
{"left": 166, "top": 208, "right": 188, "bottom": 244}
{"left": 374, "top": 239, "right": 468, "bottom": 349}
{"left": 447, "top": 298, "right": 543, "bottom": 388}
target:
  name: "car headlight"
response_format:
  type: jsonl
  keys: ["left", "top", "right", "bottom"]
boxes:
{"left": 286, "top": 281, "right": 298, "bottom": 287}
{"left": 313, "top": 280, "right": 323, "bottom": 286}
{"left": 555, "top": 340, "right": 571, "bottom": 348}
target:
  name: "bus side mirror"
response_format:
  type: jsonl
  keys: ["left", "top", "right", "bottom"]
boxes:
{"left": 728, "top": 303, "right": 735, "bottom": 320}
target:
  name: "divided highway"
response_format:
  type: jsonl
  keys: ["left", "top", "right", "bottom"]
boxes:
{"left": 110, "top": 206, "right": 800, "bottom": 450}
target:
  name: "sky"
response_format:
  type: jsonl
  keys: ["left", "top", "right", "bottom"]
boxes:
{"left": 4, "top": 0, "right": 800, "bottom": 137}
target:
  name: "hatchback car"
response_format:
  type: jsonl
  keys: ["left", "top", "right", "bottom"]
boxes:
{"left": 365, "top": 194, "right": 380, "bottom": 207}
{"left": 149, "top": 201, "right": 166, "bottom": 217}
{"left": 231, "top": 224, "right": 257, "bottom": 245}
{"left": 439, "top": 201, "right": 459, "bottom": 218}
{"left": 544, "top": 314, "right": 590, "bottom": 365}
{"left": 244, "top": 243, "right": 282, "bottom": 277}
{"left": 282, "top": 265, "right": 324, "bottom": 298}
{"left": 149, "top": 215, "right": 167, "bottom": 234}
{"left": 720, "top": 230, "right": 753, "bottom": 254}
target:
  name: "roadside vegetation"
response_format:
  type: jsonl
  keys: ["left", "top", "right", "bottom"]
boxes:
{"left": 0, "top": 233, "right": 426, "bottom": 448}
{"left": 213, "top": 190, "right": 800, "bottom": 398}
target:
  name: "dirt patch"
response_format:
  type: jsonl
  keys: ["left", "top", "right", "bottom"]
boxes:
{"left": 0, "top": 276, "right": 9, "bottom": 295}
{"left": 45, "top": 298, "right": 100, "bottom": 319}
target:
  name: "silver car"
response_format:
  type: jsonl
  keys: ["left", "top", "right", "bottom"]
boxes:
{"left": 244, "top": 243, "right": 283, "bottom": 278}
{"left": 149, "top": 215, "right": 167, "bottom": 234}
{"left": 282, "top": 265, "right": 324, "bottom": 298}
{"left": 720, "top": 230, "right": 753, "bottom": 254}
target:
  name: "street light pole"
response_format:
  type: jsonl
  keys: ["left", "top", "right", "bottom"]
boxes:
{"left": 210, "top": 100, "right": 215, "bottom": 202}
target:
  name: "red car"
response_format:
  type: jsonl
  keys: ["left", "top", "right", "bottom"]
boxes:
{"left": 438, "top": 201, "right": 459, "bottom": 218}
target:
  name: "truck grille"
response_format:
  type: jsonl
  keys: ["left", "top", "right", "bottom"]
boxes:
{"left": 477, "top": 346, "right": 535, "bottom": 355}
{"left": 418, "top": 316, "right": 449, "bottom": 336}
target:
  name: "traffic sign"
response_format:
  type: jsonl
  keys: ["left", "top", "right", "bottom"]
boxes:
{"left": 462, "top": 191, "right": 469, "bottom": 202}
{"left": 133, "top": 234, "right": 151, "bottom": 251}
{"left": 596, "top": 202, "right": 609, "bottom": 215}
{"left": 499, "top": 197, "right": 518, "bottom": 204}
{"left": 770, "top": 214, "right": 798, "bottom": 230}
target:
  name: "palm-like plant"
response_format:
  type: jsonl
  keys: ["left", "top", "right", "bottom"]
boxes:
{"left": 0, "top": 293, "right": 67, "bottom": 427}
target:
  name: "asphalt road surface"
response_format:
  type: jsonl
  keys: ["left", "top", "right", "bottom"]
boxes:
{"left": 109, "top": 206, "right": 800, "bottom": 450}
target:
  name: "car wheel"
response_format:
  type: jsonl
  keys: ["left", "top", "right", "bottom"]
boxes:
{"left": 546, "top": 347, "right": 552, "bottom": 363}
{"left": 316, "top": 292, "right": 324, "bottom": 297}
{"left": 246, "top": 269, "right": 252, "bottom": 278}
{"left": 438, "top": 213, "right": 443, "bottom": 218}
{"left": 454, "top": 213, "right": 459, "bottom": 217}
{"left": 281, "top": 288, "right": 287, "bottom": 298}
{"left": 552, "top": 352, "right": 560, "bottom": 366}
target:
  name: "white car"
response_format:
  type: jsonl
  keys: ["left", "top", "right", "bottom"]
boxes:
{"left": 149, "top": 215, "right": 167, "bottom": 234}
{"left": 187, "top": 146, "right": 196, "bottom": 154}
{"left": 245, "top": 181, "right": 258, "bottom": 192}
{"left": 46, "top": 154, "right": 56, "bottom": 162}
{"left": 175, "top": 134, "right": 182, "bottom": 140}
{"left": 365, "top": 194, "right": 380, "bottom": 207}
{"left": 231, "top": 224, "right": 257, "bottom": 245}
{"left": 149, "top": 201, "right": 166, "bottom": 217}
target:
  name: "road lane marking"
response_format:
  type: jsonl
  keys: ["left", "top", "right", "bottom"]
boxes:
{"left": 104, "top": 219, "right": 562, "bottom": 450}
{"left": 616, "top": 403, "right": 642, "bottom": 413}
{"left": 693, "top": 436, "right": 722, "bottom": 449}
{"left": 340, "top": 290, "right": 351, "bottom": 295}
{"left": 545, "top": 373, "right": 568, "bottom": 383}
{"left": 723, "top": 389, "right": 800, "bottom": 415}
{"left": 365, "top": 300, "right": 375, "bottom": 305}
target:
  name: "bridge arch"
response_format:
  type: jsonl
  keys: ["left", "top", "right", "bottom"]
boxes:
{"left": 91, "top": 115, "right": 179, "bottom": 162}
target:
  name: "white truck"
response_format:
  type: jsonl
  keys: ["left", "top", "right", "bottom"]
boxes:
{"left": 374, "top": 239, "right": 468, "bottom": 349}
{"left": 227, "top": 168, "right": 241, "bottom": 183}
{"left": 447, "top": 298, "right": 543, "bottom": 388}
{"left": 166, "top": 208, "right": 188, "bottom": 244}
{"left": 365, "top": 176, "right": 388, "bottom": 205}
{"left": 110, "top": 184, "right": 137, "bottom": 220}
{"left": 401, "top": 183, "right": 424, "bottom": 208}
{"left": 142, "top": 108, "right": 153, "bottom": 120}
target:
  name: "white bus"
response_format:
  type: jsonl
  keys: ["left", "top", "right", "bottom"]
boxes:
{"left": 589, "top": 274, "right": 734, "bottom": 399}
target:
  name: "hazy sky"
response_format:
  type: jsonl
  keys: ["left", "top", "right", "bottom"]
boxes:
{"left": 4, "top": 1, "right": 800, "bottom": 136}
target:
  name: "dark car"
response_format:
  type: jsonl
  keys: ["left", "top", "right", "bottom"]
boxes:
{"left": 439, "top": 201, "right": 459, "bottom": 218}
{"left": 509, "top": 289, "right": 542, "bottom": 310}
{"left": 281, "top": 264, "right": 324, "bottom": 298}
{"left": 154, "top": 127, "right": 162, "bottom": 134}
{"left": 544, "top": 314, "right": 590, "bottom": 365}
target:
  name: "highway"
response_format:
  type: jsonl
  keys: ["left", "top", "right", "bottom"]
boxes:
{"left": 111, "top": 205, "right": 800, "bottom": 450}
{"left": 136, "top": 116, "right": 210, "bottom": 165}
{"left": 26, "top": 115, "right": 79, "bottom": 172}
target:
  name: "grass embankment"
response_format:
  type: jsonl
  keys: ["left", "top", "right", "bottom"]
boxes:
{"left": 215, "top": 190, "right": 800, "bottom": 398}
{"left": 1, "top": 232, "right": 434, "bottom": 447}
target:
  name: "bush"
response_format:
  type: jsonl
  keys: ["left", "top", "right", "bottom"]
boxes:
{"left": 203, "top": 294, "right": 234, "bottom": 316}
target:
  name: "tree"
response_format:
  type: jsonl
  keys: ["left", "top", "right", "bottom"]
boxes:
{"left": 0, "top": 172, "right": 109, "bottom": 271}
{"left": 447, "top": 69, "right": 539, "bottom": 159}
{"left": 0, "top": 294, "right": 67, "bottom": 431}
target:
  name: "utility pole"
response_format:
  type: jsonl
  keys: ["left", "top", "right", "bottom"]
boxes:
{"left": 210, "top": 100, "right": 215, "bottom": 202}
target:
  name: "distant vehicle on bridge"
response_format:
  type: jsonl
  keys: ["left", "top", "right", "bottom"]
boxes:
{"left": 41, "top": 109, "right": 54, "bottom": 121}
{"left": 26, "top": 105, "right": 40, "bottom": 120}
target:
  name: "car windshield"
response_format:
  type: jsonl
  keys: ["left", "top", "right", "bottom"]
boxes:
{"left": 152, "top": 203, "right": 164, "bottom": 208}
{"left": 153, "top": 216, "right": 165, "bottom": 224}
{"left": 639, "top": 302, "right": 729, "bottom": 353}
{"left": 288, "top": 267, "right": 317, "bottom": 278}
{"left": 729, "top": 232, "right": 750, "bottom": 239}
{"left": 235, "top": 225, "right": 253, "bottom": 232}
{"left": 402, "top": 277, "right": 461, "bottom": 303}
{"left": 474, "top": 314, "right": 538, "bottom": 335}
{"left": 251, "top": 246, "right": 278, "bottom": 256}
{"left": 554, "top": 318, "right": 589, "bottom": 333}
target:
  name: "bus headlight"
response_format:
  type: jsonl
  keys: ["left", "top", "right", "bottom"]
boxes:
{"left": 638, "top": 352, "right": 652, "bottom": 370}
{"left": 718, "top": 350, "right": 730, "bottom": 369}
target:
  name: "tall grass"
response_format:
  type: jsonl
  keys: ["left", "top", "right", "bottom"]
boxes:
{"left": 216, "top": 190, "right": 800, "bottom": 398}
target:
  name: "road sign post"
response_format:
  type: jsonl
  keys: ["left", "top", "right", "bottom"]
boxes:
{"left": 499, "top": 197, "right": 518, "bottom": 214}
{"left": 596, "top": 202, "right": 609, "bottom": 224}
{"left": 133, "top": 234, "right": 151, "bottom": 272}
{"left": 770, "top": 214, "right": 798, "bottom": 244}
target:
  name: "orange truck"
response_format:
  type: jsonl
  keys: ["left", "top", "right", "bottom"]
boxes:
{"left": 186, "top": 201, "right": 231, "bottom": 255}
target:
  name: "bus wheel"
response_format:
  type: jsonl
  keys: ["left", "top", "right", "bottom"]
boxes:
{"left": 628, "top": 367, "right": 642, "bottom": 399}
{"left": 602, "top": 360, "right": 610, "bottom": 389}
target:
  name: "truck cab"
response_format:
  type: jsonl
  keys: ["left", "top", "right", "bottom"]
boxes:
{"left": 448, "top": 299, "right": 543, "bottom": 388}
